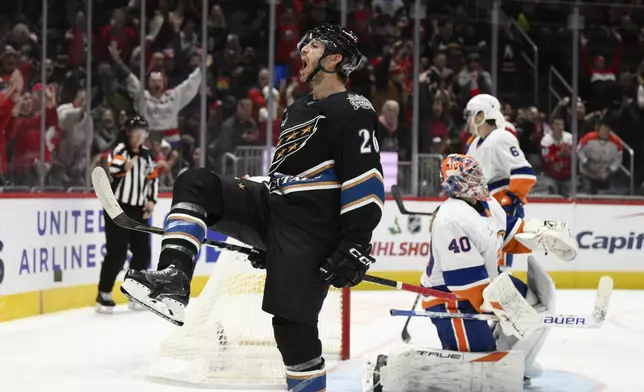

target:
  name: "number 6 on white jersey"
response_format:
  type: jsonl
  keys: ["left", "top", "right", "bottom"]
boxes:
{"left": 359, "top": 129, "right": 380, "bottom": 154}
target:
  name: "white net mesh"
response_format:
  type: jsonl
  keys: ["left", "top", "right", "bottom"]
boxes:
{"left": 147, "top": 240, "right": 348, "bottom": 388}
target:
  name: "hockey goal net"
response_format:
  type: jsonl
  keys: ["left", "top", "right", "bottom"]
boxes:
{"left": 147, "top": 238, "right": 350, "bottom": 388}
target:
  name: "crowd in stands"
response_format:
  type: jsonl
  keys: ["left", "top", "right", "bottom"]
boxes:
{"left": 0, "top": 0, "right": 641, "bottom": 197}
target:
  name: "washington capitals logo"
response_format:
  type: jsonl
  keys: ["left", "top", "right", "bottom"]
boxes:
{"left": 269, "top": 115, "right": 325, "bottom": 175}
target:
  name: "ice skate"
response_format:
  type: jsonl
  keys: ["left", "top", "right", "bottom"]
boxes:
{"left": 120, "top": 265, "right": 190, "bottom": 326}
{"left": 95, "top": 292, "right": 115, "bottom": 314}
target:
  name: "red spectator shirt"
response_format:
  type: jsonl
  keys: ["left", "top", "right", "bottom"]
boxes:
{"left": 0, "top": 92, "right": 16, "bottom": 176}
{"left": 540, "top": 131, "right": 573, "bottom": 180}
{"left": 99, "top": 25, "right": 136, "bottom": 63}
{"left": 6, "top": 106, "right": 59, "bottom": 174}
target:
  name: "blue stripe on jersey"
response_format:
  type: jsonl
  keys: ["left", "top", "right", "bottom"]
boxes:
{"left": 286, "top": 372, "right": 326, "bottom": 391}
{"left": 164, "top": 218, "right": 206, "bottom": 243}
{"left": 487, "top": 178, "right": 509, "bottom": 191}
{"left": 270, "top": 167, "right": 339, "bottom": 192}
{"left": 425, "top": 245, "right": 436, "bottom": 276}
{"left": 504, "top": 215, "right": 521, "bottom": 242}
{"left": 341, "top": 175, "right": 385, "bottom": 209}
{"left": 510, "top": 166, "right": 536, "bottom": 177}
{"left": 443, "top": 264, "right": 489, "bottom": 288}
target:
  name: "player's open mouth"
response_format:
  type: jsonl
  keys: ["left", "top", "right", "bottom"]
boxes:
{"left": 301, "top": 58, "right": 309, "bottom": 72}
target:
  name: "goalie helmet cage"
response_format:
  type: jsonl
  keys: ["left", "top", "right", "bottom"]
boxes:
{"left": 146, "top": 240, "right": 350, "bottom": 389}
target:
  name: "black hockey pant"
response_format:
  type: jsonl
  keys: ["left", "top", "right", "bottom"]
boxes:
{"left": 162, "top": 169, "right": 332, "bottom": 367}
{"left": 98, "top": 205, "right": 151, "bottom": 293}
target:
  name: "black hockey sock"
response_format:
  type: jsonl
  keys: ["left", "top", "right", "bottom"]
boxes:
{"left": 158, "top": 169, "right": 226, "bottom": 278}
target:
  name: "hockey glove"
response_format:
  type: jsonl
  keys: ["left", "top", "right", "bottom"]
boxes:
{"left": 247, "top": 248, "right": 267, "bottom": 269}
{"left": 500, "top": 191, "right": 525, "bottom": 218}
{"left": 320, "top": 240, "right": 375, "bottom": 288}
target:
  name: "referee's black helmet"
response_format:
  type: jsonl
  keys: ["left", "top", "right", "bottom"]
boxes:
{"left": 125, "top": 115, "right": 149, "bottom": 133}
{"left": 297, "top": 23, "right": 363, "bottom": 82}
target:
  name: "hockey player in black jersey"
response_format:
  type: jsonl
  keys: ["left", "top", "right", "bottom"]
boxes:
{"left": 120, "top": 23, "right": 384, "bottom": 391}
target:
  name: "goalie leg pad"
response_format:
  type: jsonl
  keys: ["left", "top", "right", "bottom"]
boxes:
{"left": 426, "top": 301, "right": 496, "bottom": 352}
{"left": 363, "top": 346, "right": 525, "bottom": 392}
{"left": 495, "top": 257, "right": 555, "bottom": 380}
{"left": 483, "top": 273, "right": 542, "bottom": 341}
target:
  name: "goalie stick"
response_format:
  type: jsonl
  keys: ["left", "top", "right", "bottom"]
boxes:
{"left": 400, "top": 294, "right": 420, "bottom": 343}
{"left": 91, "top": 167, "right": 457, "bottom": 301}
{"left": 389, "top": 275, "right": 613, "bottom": 329}
{"left": 390, "top": 186, "right": 438, "bottom": 343}
{"left": 390, "top": 185, "right": 437, "bottom": 216}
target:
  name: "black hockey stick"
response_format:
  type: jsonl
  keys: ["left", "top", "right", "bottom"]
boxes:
{"left": 91, "top": 168, "right": 458, "bottom": 301}
{"left": 390, "top": 186, "right": 434, "bottom": 343}
{"left": 390, "top": 185, "right": 437, "bottom": 216}
{"left": 401, "top": 294, "right": 420, "bottom": 343}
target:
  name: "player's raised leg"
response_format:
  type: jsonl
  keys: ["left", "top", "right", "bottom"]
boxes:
{"left": 120, "top": 170, "right": 268, "bottom": 325}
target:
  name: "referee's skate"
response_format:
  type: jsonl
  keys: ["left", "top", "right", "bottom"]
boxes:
{"left": 120, "top": 265, "right": 190, "bottom": 326}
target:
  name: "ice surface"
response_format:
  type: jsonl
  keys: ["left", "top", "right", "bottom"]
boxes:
{"left": 1, "top": 289, "right": 642, "bottom": 391}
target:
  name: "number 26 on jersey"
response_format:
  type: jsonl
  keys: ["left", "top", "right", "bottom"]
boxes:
{"left": 359, "top": 129, "right": 380, "bottom": 154}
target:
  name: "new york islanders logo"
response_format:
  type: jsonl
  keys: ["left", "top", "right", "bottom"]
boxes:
{"left": 269, "top": 115, "right": 325, "bottom": 175}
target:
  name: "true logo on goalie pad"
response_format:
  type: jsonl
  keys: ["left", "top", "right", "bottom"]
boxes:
{"left": 416, "top": 351, "right": 463, "bottom": 360}
{"left": 543, "top": 316, "right": 586, "bottom": 325}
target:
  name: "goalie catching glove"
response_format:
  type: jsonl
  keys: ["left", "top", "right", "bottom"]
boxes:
{"left": 320, "top": 239, "right": 375, "bottom": 288}
{"left": 515, "top": 219, "right": 578, "bottom": 261}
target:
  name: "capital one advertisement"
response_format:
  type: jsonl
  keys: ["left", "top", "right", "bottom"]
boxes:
{"left": 0, "top": 197, "right": 643, "bottom": 296}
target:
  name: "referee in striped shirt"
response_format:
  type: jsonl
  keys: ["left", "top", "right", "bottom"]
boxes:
{"left": 97, "top": 115, "right": 159, "bottom": 313}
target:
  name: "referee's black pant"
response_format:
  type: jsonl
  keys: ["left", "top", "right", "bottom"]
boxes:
{"left": 98, "top": 205, "right": 151, "bottom": 293}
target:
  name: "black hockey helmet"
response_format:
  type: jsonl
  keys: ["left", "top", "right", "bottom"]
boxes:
{"left": 125, "top": 115, "right": 149, "bottom": 133}
{"left": 297, "top": 23, "right": 363, "bottom": 82}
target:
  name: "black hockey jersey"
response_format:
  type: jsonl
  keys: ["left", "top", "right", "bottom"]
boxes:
{"left": 267, "top": 90, "right": 385, "bottom": 249}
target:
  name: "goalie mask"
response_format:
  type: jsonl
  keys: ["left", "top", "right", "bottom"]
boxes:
{"left": 297, "top": 23, "right": 363, "bottom": 83}
{"left": 440, "top": 154, "right": 490, "bottom": 201}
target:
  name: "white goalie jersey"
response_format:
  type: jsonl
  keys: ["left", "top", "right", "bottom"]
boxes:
{"left": 421, "top": 197, "right": 530, "bottom": 312}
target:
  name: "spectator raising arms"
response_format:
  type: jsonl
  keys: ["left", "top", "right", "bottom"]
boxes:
{"left": 108, "top": 36, "right": 202, "bottom": 146}
{"left": 6, "top": 85, "right": 59, "bottom": 186}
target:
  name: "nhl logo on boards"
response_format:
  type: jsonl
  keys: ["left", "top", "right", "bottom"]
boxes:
{"left": 407, "top": 216, "right": 421, "bottom": 234}
{"left": 347, "top": 94, "right": 375, "bottom": 112}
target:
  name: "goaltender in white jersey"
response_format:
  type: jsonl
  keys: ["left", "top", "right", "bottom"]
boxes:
{"left": 363, "top": 154, "right": 579, "bottom": 392}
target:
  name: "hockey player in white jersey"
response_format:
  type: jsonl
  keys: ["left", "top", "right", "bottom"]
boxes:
{"left": 465, "top": 94, "right": 535, "bottom": 217}
{"left": 363, "top": 154, "right": 578, "bottom": 392}
{"left": 465, "top": 94, "right": 536, "bottom": 271}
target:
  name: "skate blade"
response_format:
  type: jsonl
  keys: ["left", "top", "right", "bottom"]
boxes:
{"left": 128, "top": 301, "right": 146, "bottom": 311}
{"left": 120, "top": 279, "right": 185, "bottom": 326}
{"left": 95, "top": 303, "right": 114, "bottom": 314}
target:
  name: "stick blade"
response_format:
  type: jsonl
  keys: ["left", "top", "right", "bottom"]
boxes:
{"left": 592, "top": 275, "right": 613, "bottom": 325}
{"left": 91, "top": 166, "right": 124, "bottom": 220}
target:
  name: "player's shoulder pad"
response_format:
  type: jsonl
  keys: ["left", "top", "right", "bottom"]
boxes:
{"left": 485, "top": 197, "right": 507, "bottom": 221}
{"left": 434, "top": 199, "right": 473, "bottom": 229}
{"left": 491, "top": 127, "right": 519, "bottom": 145}
{"left": 345, "top": 92, "right": 376, "bottom": 112}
